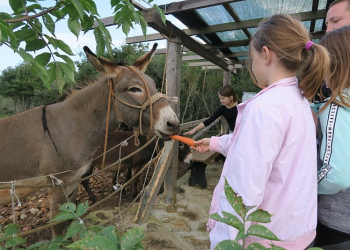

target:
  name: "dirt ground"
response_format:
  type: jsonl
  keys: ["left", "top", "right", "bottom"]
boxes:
{"left": 0, "top": 161, "right": 191, "bottom": 247}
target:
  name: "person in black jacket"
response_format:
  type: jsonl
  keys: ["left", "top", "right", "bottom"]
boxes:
{"left": 184, "top": 85, "right": 238, "bottom": 136}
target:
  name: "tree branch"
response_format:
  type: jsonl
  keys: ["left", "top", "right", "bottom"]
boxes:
{"left": 4, "top": 6, "right": 60, "bottom": 23}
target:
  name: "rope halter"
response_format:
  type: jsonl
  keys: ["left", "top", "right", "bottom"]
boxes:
{"left": 108, "top": 66, "right": 178, "bottom": 136}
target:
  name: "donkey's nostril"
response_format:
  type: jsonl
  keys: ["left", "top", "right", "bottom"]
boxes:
{"left": 167, "top": 121, "right": 175, "bottom": 128}
{"left": 167, "top": 121, "right": 180, "bottom": 129}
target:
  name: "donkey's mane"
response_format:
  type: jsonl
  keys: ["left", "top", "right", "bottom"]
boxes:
{"left": 57, "top": 61, "right": 127, "bottom": 102}
{"left": 57, "top": 77, "right": 105, "bottom": 102}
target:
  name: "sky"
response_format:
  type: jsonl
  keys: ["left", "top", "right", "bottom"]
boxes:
{"left": 0, "top": 0, "right": 186, "bottom": 72}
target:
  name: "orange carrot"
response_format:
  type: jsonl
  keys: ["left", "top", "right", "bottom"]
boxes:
{"left": 170, "top": 135, "right": 196, "bottom": 147}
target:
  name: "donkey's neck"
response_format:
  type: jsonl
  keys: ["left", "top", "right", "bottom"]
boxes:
{"left": 46, "top": 77, "right": 122, "bottom": 160}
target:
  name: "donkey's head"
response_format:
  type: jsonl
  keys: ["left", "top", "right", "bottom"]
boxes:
{"left": 83, "top": 44, "right": 180, "bottom": 140}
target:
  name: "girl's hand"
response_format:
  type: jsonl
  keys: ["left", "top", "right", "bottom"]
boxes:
{"left": 183, "top": 129, "right": 195, "bottom": 135}
{"left": 192, "top": 138, "right": 211, "bottom": 153}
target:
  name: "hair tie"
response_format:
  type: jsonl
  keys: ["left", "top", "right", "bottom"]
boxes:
{"left": 305, "top": 41, "right": 314, "bottom": 50}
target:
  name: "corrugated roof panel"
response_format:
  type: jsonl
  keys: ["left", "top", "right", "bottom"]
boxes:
{"left": 314, "top": 19, "right": 325, "bottom": 31}
{"left": 195, "top": 5, "right": 234, "bottom": 25}
{"left": 230, "top": 0, "right": 327, "bottom": 21}
{"left": 216, "top": 30, "right": 248, "bottom": 42}
{"left": 229, "top": 46, "right": 249, "bottom": 52}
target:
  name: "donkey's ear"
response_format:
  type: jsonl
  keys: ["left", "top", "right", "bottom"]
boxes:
{"left": 132, "top": 43, "right": 158, "bottom": 73}
{"left": 83, "top": 46, "right": 121, "bottom": 77}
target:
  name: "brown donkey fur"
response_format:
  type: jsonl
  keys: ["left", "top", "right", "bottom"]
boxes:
{"left": 0, "top": 44, "right": 180, "bottom": 235}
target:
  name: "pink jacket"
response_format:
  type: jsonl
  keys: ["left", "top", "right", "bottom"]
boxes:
{"left": 208, "top": 77, "right": 317, "bottom": 250}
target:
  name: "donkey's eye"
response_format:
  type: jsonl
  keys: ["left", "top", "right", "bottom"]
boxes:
{"left": 128, "top": 87, "right": 142, "bottom": 93}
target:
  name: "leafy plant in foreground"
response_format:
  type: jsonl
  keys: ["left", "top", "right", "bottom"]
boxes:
{"left": 0, "top": 201, "right": 145, "bottom": 250}
{"left": 210, "top": 178, "right": 322, "bottom": 250}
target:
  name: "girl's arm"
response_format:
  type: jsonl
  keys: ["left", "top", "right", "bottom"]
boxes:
{"left": 183, "top": 122, "right": 205, "bottom": 135}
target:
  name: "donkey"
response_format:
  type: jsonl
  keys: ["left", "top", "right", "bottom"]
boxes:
{"left": 81, "top": 131, "right": 194, "bottom": 203}
{"left": 0, "top": 43, "right": 180, "bottom": 235}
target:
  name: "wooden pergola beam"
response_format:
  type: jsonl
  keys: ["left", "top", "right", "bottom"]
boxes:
{"left": 182, "top": 55, "right": 204, "bottom": 61}
{"left": 160, "top": 0, "right": 243, "bottom": 14}
{"left": 310, "top": 0, "right": 320, "bottom": 32}
{"left": 200, "top": 65, "right": 243, "bottom": 70}
{"left": 223, "top": 3, "right": 251, "bottom": 39}
{"left": 189, "top": 62, "right": 215, "bottom": 66}
{"left": 154, "top": 47, "right": 190, "bottom": 55}
{"left": 142, "top": 8, "right": 232, "bottom": 71}
{"left": 126, "top": 33, "right": 165, "bottom": 44}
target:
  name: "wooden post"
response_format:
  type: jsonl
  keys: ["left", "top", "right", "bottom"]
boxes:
{"left": 164, "top": 37, "right": 182, "bottom": 204}
{"left": 221, "top": 70, "right": 231, "bottom": 134}
{"left": 133, "top": 140, "right": 175, "bottom": 224}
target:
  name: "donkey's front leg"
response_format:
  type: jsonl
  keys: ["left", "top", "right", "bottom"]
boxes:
{"left": 49, "top": 183, "right": 79, "bottom": 236}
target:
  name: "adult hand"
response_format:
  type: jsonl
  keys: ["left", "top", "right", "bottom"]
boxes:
{"left": 192, "top": 138, "right": 211, "bottom": 153}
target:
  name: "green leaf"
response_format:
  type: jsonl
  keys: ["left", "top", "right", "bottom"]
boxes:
{"left": 81, "top": 0, "right": 98, "bottom": 15}
{"left": 214, "top": 240, "right": 243, "bottom": 250}
{"left": 51, "top": 9, "right": 67, "bottom": 21}
{"left": 0, "top": 12, "right": 12, "bottom": 20}
{"left": 47, "top": 62, "right": 58, "bottom": 85}
{"left": 64, "top": 220, "right": 85, "bottom": 240}
{"left": 67, "top": 236, "right": 117, "bottom": 250}
{"left": 26, "top": 241, "right": 47, "bottom": 250}
{"left": 32, "top": 18, "right": 43, "bottom": 33}
{"left": 57, "top": 62, "right": 75, "bottom": 83}
{"left": 48, "top": 37, "right": 75, "bottom": 55}
{"left": 76, "top": 201, "right": 89, "bottom": 217}
{"left": 97, "top": 226, "right": 118, "bottom": 245}
{"left": 234, "top": 230, "right": 247, "bottom": 242}
{"left": 35, "top": 52, "right": 51, "bottom": 67}
{"left": 31, "top": 62, "right": 48, "bottom": 86}
{"left": 59, "top": 203, "right": 77, "bottom": 213}
{"left": 14, "top": 27, "right": 38, "bottom": 42}
{"left": 0, "top": 20, "right": 9, "bottom": 43}
{"left": 81, "top": 14, "right": 94, "bottom": 33}
{"left": 153, "top": 4, "right": 166, "bottom": 24}
{"left": 19, "top": 4, "right": 43, "bottom": 14}
{"left": 224, "top": 178, "right": 246, "bottom": 219}
{"left": 122, "top": 22, "right": 131, "bottom": 36}
{"left": 5, "top": 236, "right": 26, "bottom": 248}
{"left": 246, "top": 243, "right": 269, "bottom": 250}
{"left": 111, "top": 0, "right": 121, "bottom": 6}
{"left": 246, "top": 225, "right": 280, "bottom": 241}
{"left": 9, "top": 0, "right": 25, "bottom": 14}
{"left": 50, "top": 211, "right": 76, "bottom": 222}
{"left": 43, "top": 14, "right": 55, "bottom": 37}
{"left": 269, "top": 245, "right": 287, "bottom": 250}
{"left": 53, "top": 52, "right": 75, "bottom": 71}
{"left": 25, "top": 38, "right": 46, "bottom": 51}
{"left": 67, "top": 0, "right": 85, "bottom": 20}
{"left": 93, "top": 28, "right": 105, "bottom": 57}
{"left": 7, "top": 28, "right": 18, "bottom": 49}
{"left": 246, "top": 209, "right": 272, "bottom": 223}
{"left": 18, "top": 48, "right": 34, "bottom": 62}
{"left": 210, "top": 212, "right": 244, "bottom": 231}
{"left": 113, "top": 3, "right": 124, "bottom": 14}
{"left": 68, "top": 17, "right": 81, "bottom": 39}
{"left": 3, "top": 224, "right": 18, "bottom": 238}
{"left": 121, "top": 227, "right": 145, "bottom": 250}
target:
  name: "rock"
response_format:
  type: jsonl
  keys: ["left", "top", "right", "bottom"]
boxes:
{"left": 21, "top": 208, "right": 29, "bottom": 214}
{"left": 29, "top": 208, "right": 40, "bottom": 215}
